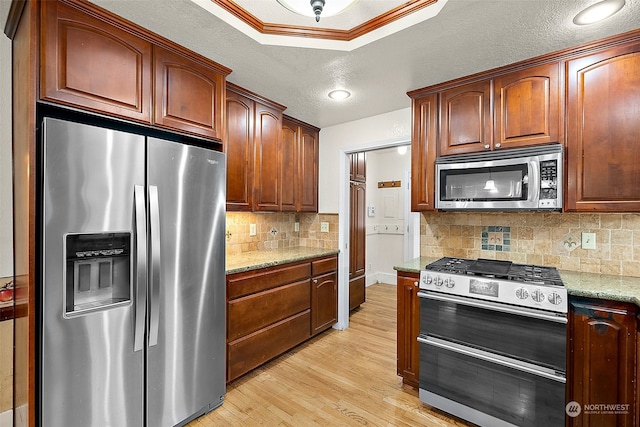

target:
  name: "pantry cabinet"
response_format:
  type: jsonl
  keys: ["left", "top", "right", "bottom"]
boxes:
{"left": 567, "top": 297, "right": 637, "bottom": 427}
{"left": 565, "top": 40, "right": 640, "bottom": 212}
{"left": 396, "top": 271, "right": 420, "bottom": 387}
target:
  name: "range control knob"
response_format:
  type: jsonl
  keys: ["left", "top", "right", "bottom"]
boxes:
{"left": 422, "top": 275, "right": 433, "bottom": 285}
{"left": 548, "top": 292, "right": 563, "bottom": 306}
{"left": 531, "top": 289, "right": 545, "bottom": 303}
{"left": 434, "top": 276, "right": 444, "bottom": 287}
{"left": 515, "top": 288, "right": 529, "bottom": 300}
{"left": 444, "top": 278, "right": 455, "bottom": 288}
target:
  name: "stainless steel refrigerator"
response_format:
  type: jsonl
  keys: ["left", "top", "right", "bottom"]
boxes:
{"left": 40, "top": 117, "right": 226, "bottom": 427}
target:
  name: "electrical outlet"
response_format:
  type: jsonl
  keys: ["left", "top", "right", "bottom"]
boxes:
{"left": 249, "top": 224, "right": 257, "bottom": 236}
{"left": 294, "top": 222, "right": 300, "bottom": 232}
{"left": 582, "top": 232, "right": 596, "bottom": 250}
{"left": 320, "top": 222, "right": 329, "bottom": 233}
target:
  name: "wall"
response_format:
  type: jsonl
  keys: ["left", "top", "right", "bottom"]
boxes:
{"left": 364, "top": 147, "right": 411, "bottom": 284}
{"left": 421, "top": 212, "right": 640, "bottom": 277}
{"left": 225, "top": 212, "right": 339, "bottom": 255}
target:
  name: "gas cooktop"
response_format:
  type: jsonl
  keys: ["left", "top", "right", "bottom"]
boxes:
{"left": 420, "top": 257, "right": 567, "bottom": 313}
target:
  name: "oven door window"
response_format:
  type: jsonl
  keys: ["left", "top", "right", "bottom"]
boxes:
{"left": 439, "top": 164, "right": 528, "bottom": 202}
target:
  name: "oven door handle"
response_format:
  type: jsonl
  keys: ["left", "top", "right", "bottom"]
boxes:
{"left": 417, "top": 290, "right": 567, "bottom": 324}
{"left": 418, "top": 335, "right": 566, "bottom": 383}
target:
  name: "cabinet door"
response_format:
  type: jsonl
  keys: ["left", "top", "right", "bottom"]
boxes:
{"left": 350, "top": 152, "right": 366, "bottom": 182}
{"left": 494, "top": 62, "right": 562, "bottom": 149}
{"left": 397, "top": 272, "right": 420, "bottom": 387}
{"left": 568, "top": 298, "right": 637, "bottom": 427}
{"left": 311, "top": 271, "right": 338, "bottom": 335}
{"left": 411, "top": 94, "right": 437, "bottom": 211}
{"left": 298, "top": 126, "right": 319, "bottom": 212}
{"left": 348, "top": 276, "right": 365, "bottom": 311}
{"left": 566, "top": 42, "right": 640, "bottom": 211}
{"left": 349, "top": 182, "right": 366, "bottom": 279}
{"left": 254, "top": 103, "right": 282, "bottom": 211}
{"left": 153, "top": 46, "right": 225, "bottom": 140}
{"left": 225, "top": 90, "right": 253, "bottom": 211}
{"left": 41, "top": 0, "right": 152, "bottom": 122}
{"left": 280, "top": 120, "right": 297, "bottom": 212}
{"left": 439, "top": 80, "right": 492, "bottom": 156}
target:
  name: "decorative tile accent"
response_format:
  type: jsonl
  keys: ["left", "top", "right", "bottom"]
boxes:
{"left": 481, "top": 226, "right": 511, "bottom": 252}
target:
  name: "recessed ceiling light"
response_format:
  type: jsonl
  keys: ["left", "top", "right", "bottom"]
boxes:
{"left": 573, "top": 0, "right": 625, "bottom": 25}
{"left": 328, "top": 89, "right": 351, "bottom": 100}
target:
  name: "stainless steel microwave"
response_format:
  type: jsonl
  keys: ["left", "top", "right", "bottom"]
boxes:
{"left": 435, "top": 144, "right": 563, "bottom": 211}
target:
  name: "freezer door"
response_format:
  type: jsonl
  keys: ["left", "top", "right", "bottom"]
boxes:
{"left": 41, "top": 118, "right": 145, "bottom": 427}
{"left": 146, "top": 138, "right": 226, "bottom": 426}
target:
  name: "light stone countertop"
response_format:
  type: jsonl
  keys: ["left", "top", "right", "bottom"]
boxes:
{"left": 394, "top": 257, "right": 640, "bottom": 306}
{"left": 226, "top": 247, "right": 340, "bottom": 275}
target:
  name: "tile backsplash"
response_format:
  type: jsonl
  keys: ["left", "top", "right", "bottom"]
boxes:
{"left": 421, "top": 212, "right": 640, "bottom": 277}
{"left": 226, "top": 212, "right": 339, "bottom": 255}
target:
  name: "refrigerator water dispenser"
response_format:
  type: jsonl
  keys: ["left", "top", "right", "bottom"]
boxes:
{"left": 65, "top": 232, "right": 131, "bottom": 316}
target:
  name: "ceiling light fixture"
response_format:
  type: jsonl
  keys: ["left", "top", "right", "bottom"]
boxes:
{"left": 573, "top": 0, "right": 625, "bottom": 25}
{"left": 328, "top": 89, "right": 351, "bottom": 100}
{"left": 277, "top": 0, "right": 360, "bottom": 23}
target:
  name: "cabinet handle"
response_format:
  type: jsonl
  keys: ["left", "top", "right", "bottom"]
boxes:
{"left": 484, "top": 144, "right": 490, "bottom": 149}
{"left": 413, "top": 281, "right": 418, "bottom": 287}
{"left": 495, "top": 142, "right": 501, "bottom": 148}
{"left": 313, "top": 279, "right": 318, "bottom": 284}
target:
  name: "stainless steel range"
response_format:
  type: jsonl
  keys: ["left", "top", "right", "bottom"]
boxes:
{"left": 418, "top": 257, "right": 567, "bottom": 427}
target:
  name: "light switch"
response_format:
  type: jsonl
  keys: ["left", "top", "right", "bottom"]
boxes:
{"left": 249, "top": 224, "right": 257, "bottom": 236}
{"left": 294, "top": 222, "right": 300, "bottom": 232}
{"left": 582, "top": 232, "right": 596, "bottom": 250}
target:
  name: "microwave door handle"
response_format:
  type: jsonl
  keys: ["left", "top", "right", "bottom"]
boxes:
{"left": 529, "top": 161, "right": 540, "bottom": 202}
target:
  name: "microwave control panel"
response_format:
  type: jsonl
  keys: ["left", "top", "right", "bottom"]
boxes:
{"left": 539, "top": 159, "right": 558, "bottom": 206}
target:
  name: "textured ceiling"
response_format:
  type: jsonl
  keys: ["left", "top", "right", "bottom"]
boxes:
{"left": 2, "top": 0, "right": 640, "bottom": 129}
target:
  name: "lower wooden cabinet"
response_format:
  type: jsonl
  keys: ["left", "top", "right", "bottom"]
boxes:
{"left": 568, "top": 297, "right": 637, "bottom": 427}
{"left": 226, "top": 254, "right": 338, "bottom": 382}
{"left": 396, "top": 271, "right": 420, "bottom": 387}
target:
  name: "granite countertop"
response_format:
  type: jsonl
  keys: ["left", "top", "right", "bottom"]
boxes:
{"left": 394, "top": 257, "right": 640, "bottom": 307}
{"left": 226, "top": 247, "right": 340, "bottom": 275}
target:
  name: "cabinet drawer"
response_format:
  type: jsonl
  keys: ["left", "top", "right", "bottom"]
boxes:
{"left": 311, "top": 256, "right": 337, "bottom": 276}
{"left": 228, "top": 280, "right": 310, "bottom": 341}
{"left": 227, "top": 262, "right": 310, "bottom": 299}
{"left": 227, "top": 310, "right": 311, "bottom": 382}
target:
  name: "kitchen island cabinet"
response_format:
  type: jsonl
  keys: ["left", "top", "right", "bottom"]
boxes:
{"left": 226, "top": 253, "right": 338, "bottom": 382}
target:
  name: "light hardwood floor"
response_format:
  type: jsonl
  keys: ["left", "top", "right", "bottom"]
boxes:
{"left": 188, "top": 283, "right": 472, "bottom": 427}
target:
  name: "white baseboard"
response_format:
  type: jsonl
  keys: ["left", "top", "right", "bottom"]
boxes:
{"left": 365, "top": 272, "right": 397, "bottom": 286}
{"left": 0, "top": 409, "right": 13, "bottom": 427}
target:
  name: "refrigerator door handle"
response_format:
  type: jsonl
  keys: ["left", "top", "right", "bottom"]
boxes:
{"left": 149, "top": 185, "right": 161, "bottom": 347}
{"left": 133, "top": 185, "right": 148, "bottom": 352}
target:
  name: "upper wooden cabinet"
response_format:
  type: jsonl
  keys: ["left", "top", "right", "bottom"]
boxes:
{"left": 566, "top": 41, "right": 640, "bottom": 212}
{"left": 153, "top": 46, "right": 226, "bottom": 140}
{"left": 439, "top": 63, "right": 561, "bottom": 156}
{"left": 226, "top": 83, "right": 285, "bottom": 212}
{"left": 40, "top": 0, "right": 230, "bottom": 139}
{"left": 41, "top": 0, "right": 153, "bottom": 123}
{"left": 281, "top": 116, "right": 320, "bottom": 213}
{"left": 494, "top": 62, "right": 562, "bottom": 149}
{"left": 439, "top": 80, "right": 492, "bottom": 156}
{"left": 410, "top": 93, "right": 437, "bottom": 211}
